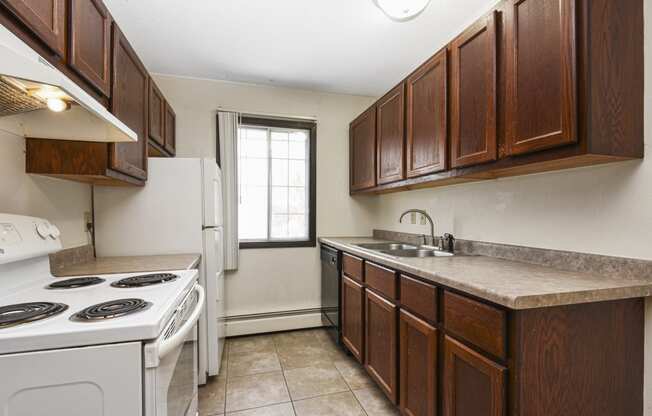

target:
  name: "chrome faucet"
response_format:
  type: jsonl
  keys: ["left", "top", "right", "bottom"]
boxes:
{"left": 399, "top": 209, "right": 435, "bottom": 247}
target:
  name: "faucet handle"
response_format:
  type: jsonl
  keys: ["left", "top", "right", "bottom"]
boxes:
{"left": 443, "top": 233, "right": 455, "bottom": 253}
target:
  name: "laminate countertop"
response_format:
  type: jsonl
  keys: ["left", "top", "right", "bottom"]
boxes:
{"left": 319, "top": 237, "right": 652, "bottom": 310}
{"left": 53, "top": 254, "right": 201, "bottom": 277}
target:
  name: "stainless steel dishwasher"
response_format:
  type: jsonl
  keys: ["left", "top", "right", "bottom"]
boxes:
{"left": 320, "top": 245, "right": 341, "bottom": 344}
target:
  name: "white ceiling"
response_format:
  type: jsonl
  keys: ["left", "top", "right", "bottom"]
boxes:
{"left": 104, "top": 0, "right": 496, "bottom": 97}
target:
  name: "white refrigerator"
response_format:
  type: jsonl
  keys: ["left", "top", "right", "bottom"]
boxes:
{"left": 94, "top": 158, "right": 225, "bottom": 384}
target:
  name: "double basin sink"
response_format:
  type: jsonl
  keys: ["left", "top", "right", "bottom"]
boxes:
{"left": 356, "top": 242, "right": 454, "bottom": 258}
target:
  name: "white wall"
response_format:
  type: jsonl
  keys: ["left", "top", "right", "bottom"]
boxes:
{"left": 153, "top": 74, "right": 377, "bottom": 317}
{"left": 0, "top": 131, "right": 91, "bottom": 248}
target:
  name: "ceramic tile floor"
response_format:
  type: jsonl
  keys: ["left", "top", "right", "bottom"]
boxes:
{"left": 199, "top": 328, "right": 399, "bottom": 416}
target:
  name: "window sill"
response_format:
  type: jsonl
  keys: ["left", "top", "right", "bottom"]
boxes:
{"left": 239, "top": 240, "right": 316, "bottom": 249}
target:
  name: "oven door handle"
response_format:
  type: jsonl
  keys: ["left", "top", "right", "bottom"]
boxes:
{"left": 158, "top": 284, "right": 205, "bottom": 359}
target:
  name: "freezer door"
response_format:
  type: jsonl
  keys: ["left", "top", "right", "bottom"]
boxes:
{"left": 202, "top": 159, "right": 223, "bottom": 228}
{"left": 201, "top": 227, "right": 224, "bottom": 377}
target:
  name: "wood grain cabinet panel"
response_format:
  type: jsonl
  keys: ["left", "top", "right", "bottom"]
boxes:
{"left": 350, "top": 107, "right": 377, "bottom": 192}
{"left": 406, "top": 49, "right": 448, "bottom": 177}
{"left": 148, "top": 79, "right": 165, "bottom": 148}
{"left": 376, "top": 84, "right": 405, "bottom": 184}
{"left": 0, "top": 0, "right": 65, "bottom": 56}
{"left": 342, "top": 253, "right": 364, "bottom": 283}
{"left": 365, "top": 289, "right": 398, "bottom": 404}
{"left": 110, "top": 23, "right": 149, "bottom": 181}
{"left": 342, "top": 275, "right": 365, "bottom": 363}
{"left": 443, "top": 336, "right": 505, "bottom": 416}
{"left": 450, "top": 11, "right": 498, "bottom": 168}
{"left": 68, "top": 0, "right": 111, "bottom": 96}
{"left": 164, "top": 101, "right": 176, "bottom": 155}
{"left": 400, "top": 275, "right": 437, "bottom": 323}
{"left": 399, "top": 309, "right": 437, "bottom": 416}
{"left": 505, "top": 0, "right": 577, "bottom": 155}
{"left": 365, "top": 262, "right": 397, "bottom": 300}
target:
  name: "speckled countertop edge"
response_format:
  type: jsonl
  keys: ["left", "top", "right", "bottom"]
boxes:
{"left": 319, "top": 237, "right": 652, "bottom": 310}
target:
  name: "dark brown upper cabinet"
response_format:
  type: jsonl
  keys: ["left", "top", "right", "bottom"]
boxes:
{"left": 504, "top": 0, "right": 577, "bottom": 156}
{"left": 443, "top": 336, "right": 505, "bottom": 416}
{"left": 110, "top": 23, "right": 149, "bottom": 181}
{"left": 365, "top": 289, "right": 398, "bottom": 404}
{"left": 406, "top": 48, "right": 448, "bottom": 178}
{"left": 399, "top": 309, "right": 437, "bottom": 416}
{"left": 164, "top": 101, "right": 176, "bottom": 156}
{"left": 350, "top": 107, "right": 376, "bottom": 192}
{"left": 450, "top": 11, "right": 498, "bottom": 169}
{"left": 68, "top": 0, "right": 111, "bottom": 97}
{"left": 0, "top": 0, "right": 65, "bottom": 56}
{"left": 148, "top": 78, "right": 165, "bottom": 148}
{"left": 376, "top": 84, "right": 405, "bottom": 185}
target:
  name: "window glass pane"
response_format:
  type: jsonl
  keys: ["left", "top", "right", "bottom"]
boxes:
{"left": 289, "top": 160, "right": 306, "bottom": 187}
{"left": 240, "top": 128, "right": 267, "bottom": 158}
{"left": 271, "top": 214, "right": 289, "bottom": 239}
{"left": 238, "top": 185, "right": 268, "bottom": 240}
{"left": 288, "top": 187, "right": 306, "bottom": 214}
{"left": 271, "top": 186, "right": 288, "bottom": 214}
{"left": 271, "top": 131, "right": 289, "bottom": 158}
{"left": 288, "top": 215, "right": 307, "bottom": 239}
{"left": 271, "top": 159, "right": 288, "bottom": 186}
{"left": 289, "top": 131, "right": 308, "bottom": 159}
{"left": 240, "top": 158, "right": 268, "bottom": 186}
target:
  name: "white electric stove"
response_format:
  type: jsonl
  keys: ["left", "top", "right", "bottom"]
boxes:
{"left": 0, "top": 214, "right": 203, "bottom": 416}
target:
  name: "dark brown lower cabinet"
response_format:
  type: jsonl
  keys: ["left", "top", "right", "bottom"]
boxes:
{"left": 443, "top": 336, "right": 505, "bottom": 416}
{"left": 365, "top": 289, "right": 398, "bottom": 404}
{"left": 399, "top": 309, "right": 437, "bottom": 416}
{"left": 341, "top": 275, "right": 364, "bottom": 363}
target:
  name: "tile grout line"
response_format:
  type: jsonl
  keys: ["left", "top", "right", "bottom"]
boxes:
{"left": 274, "top": 336, "right": 299, "bottom": 416}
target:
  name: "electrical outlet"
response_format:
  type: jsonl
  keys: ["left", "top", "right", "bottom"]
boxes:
{"left": 420, "top": 214, "right": 427, "bottom": 225}
{"left": 410, "top": 212, "right": 416, "bottom": 224}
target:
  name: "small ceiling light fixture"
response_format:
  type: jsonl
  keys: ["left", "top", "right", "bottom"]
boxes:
{"left": 46, "top": 97, "right": 70, "bottom": 113}
{"left": 374, "top": 0, "right": 431, "bottom": 21}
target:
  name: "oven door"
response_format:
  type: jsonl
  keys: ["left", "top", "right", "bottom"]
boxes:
{"left": 144, "top": 284, "right": 205, "bottom": 416}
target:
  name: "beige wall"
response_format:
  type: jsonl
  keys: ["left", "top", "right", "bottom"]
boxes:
{"left": 154, "top": 74, "right": 377, "bottom": 317}
{"left": 0, "top": 131, "right": 91, "bottom": 248}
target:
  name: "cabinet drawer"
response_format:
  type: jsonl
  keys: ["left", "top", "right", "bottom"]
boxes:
{"left": 342, "top": 253, "right": 364, "bottom": 282}
{"left": 400, "top": 275, "right": 437, "bottom": 323}
{"left": 443, "top": 291, "right": 506, "bottom": 359}
{"left": 365, "top": 262, "right": 397, "bottom": 299}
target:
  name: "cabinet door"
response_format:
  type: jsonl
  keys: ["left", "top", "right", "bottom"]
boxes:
{"left": 68, "top": 0, "right": 111, "bottom": 96}
{"left": 1, "top": 0, "right": 65, "bottom": 56}
{"left": 505, "top": 0, "right": 577, "bottom": 155}
{"left": 450, "top": 12, "right": 498, "bottom": 168}
{"left": 164, "top": 101, "right": 176, "bottom": 156}
{"left": 406, "top": 49, "right": 447, "bottom": 177}
{"left": 349, "top": 107, "right": 376, "bottom": 192}
{"left": 376, "top": 84, "right": 405, "bottom": 185}
{"left": 342, "top": 275, "right": 365, "bottom": 363}
{"left": 399, "top": 309, "right": 437, "bottom": 416}
{"left": 148, "top": 79, "right": 165, "bottom": 148}
{"left": 365, "top": 289, "right": 398, "bottom": 404}
{"left": 443, "top": 336, "right": 505, "bottom": 416}
{"left": 110, "top": 24, "right": 148, "bottom": 180}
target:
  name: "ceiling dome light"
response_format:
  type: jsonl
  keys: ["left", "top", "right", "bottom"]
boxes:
{"left": 46, "top": 97, "right": 70, "bottom": 113}
{"left": 374, "top": 0, "right": 431, "bottom": 21}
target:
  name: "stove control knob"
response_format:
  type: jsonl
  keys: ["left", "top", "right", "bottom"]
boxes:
{"left": 49, "top": 225, "right": 61, "bottom": 239}
{"left": 36, "top": 222, "right": 50, "bottom": 239}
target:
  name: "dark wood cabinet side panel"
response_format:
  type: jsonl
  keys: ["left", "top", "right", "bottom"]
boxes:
{"left": 400, "top": 309, "right": 437, "bottom": 416}
{"left": 148, "top": 79, "right": 165, "bottom": 147}
{"left": 164, "top": 100, "right": 176, "bottom": 155}
{"left": 68, "top": 0, "right": 111, "bottom": 96}
{"left": 341, "top": 275, "right": 365, "bottom": 363}
{"left": 1, "top": 0, "right": 66, "bottom": 56}
{"left": 376, "top": 84, "right": 405, "bottom": 184}
{"left": 443, "top": 336, "right": 505, "bottom": 416}
{"left": 26, "top": 138, "right": 108, "bottom": 175}
{"left": 406, "top": 49, "right": 448, "bottom": 177}
{"left": 510, "top": 298, "right": 644, "bottom": 416}
{"left": 450, "top": 11, "right": 498, "bottom": 168}
{"left": 110, "top": 23, "right": 148, "bottom": 180}
{"left": 365, "top": 289, "right": 398, "bottom": 404}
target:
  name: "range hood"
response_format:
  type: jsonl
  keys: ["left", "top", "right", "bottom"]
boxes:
{"left": 0, "top": 24, "right": 136, "bottom": 143}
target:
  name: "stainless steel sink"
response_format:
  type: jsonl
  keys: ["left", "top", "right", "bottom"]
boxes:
{"left": 356, "top": 243, "right": 417, "bottom": 251}
{"left": 379, "top": 248, "right": 454, "bottom": 258}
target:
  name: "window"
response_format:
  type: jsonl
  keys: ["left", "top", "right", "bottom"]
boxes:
{"left": 237, "top": 116, "right": 316, "bottom": 248}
